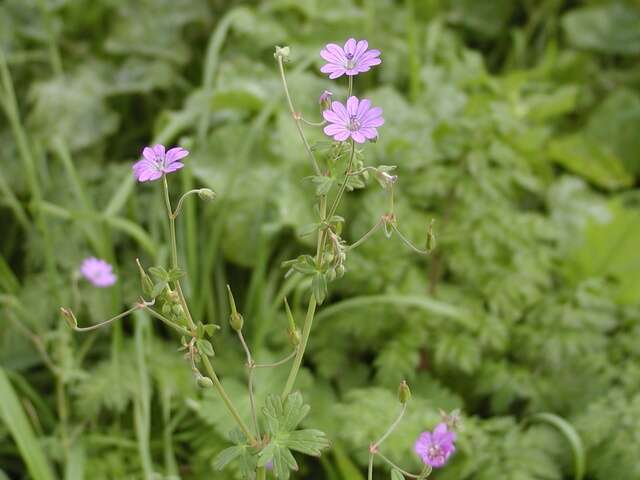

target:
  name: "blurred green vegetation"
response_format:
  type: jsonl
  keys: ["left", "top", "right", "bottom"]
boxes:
{"left": 1, "top": 0, "right": 640, "bottom": 479}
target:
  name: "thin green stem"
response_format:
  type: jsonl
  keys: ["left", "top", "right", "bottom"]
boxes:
{"left": 372, "top": 403, "right": 407, "bottom": 450}
{"left": 348, "top": 218, "right": 382, "bottom": 251}
{"left": 255, "top": 349, "right": 297, "bottom": 369}
{"left": 201, "top": 355, "right": 256, "bottom": 444}
{"left": 369, "top": 403, "right": 408, "bottom": 479}
{"left": 376, "top": 451, "right": 430, "bottom": 479}
{"left": 141, "top": 306, "right": 191, "bottom": 336}
{"left": 277, "top": 55, "right": 320, "bottom": 174}
{"left": 61, "top": 304, "right": 143, "bottom": 332}
{"left": 327, "top": 140, "right": 356, "bottom": 220}
{"left": 162, "top": 176, "right": 196, "bottom": 330}
{"left": 256, "top": 466, "right": 266, "bottom": 480}
{"left": 172, "top": 189, "right": 207, "bottom": 219}
{"left": 391, "top": 224, "right": 429, "bottom": 255}
{"left": 281, "top": 295, "right": 317, "bottom": 400}
{"left": 236, "top": 330, "right": 260, "bottom": 440}
{"left": 348, "top": 75, "right": 353, "bottom": 97}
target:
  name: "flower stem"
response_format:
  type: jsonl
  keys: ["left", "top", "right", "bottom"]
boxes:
{"left": 162, "top": 176, "right": 197, "bottom": 331}
{"left": 236, "top": 330, "right": 260, "bottom": 440}
{"left": 368, "top": 403, "right": 408, "bottom": 480}
{"left": 348, "top": 218, "right": 383, "bottom": 251}
{"left": 200, "top": 355, "right": 257, "bottom": 445}
{"left": 281, "top": 295, "right": 317, "bottom": 400}
{"left": 276, "top": 55, "right": 321, "bottom": 175}
{"left": 376, "top": 451, "right": 430, "bottom": 479}
{"left": 327, "top": 140, "right": 356, "bottom": 220}
{"left": 256, "top": 466, "right": 266, "bottom": 480}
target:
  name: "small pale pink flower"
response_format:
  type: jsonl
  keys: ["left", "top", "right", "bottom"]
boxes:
{"left": 132, "top": 144, "right": 188, "bottom": 182}
{"left": 80, "top": 257, "right": 117, "bottom": 287}
{"left": 415, "top": 423, "right": 456, "bottom": 468}
{"left": 323, "top": 96, "right": 384, "bottom": 143}
{"left": 320, "top": 38, "right": 381, "bottom": 79}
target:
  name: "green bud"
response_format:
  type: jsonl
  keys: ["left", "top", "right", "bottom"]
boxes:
{"left": 398, "top": 380, "right": 411, "bottom": 404}
{"left": 288, "top": 328, "right": 301, "bottom": 347}
{"left": 198, "top": 188, "right": 216, "bottom": 201}
{"left": 172, "top": 304, "right": 184, "bottom": 317}
{"left": 167, "top": 290, "right": 180, "bottom": 304}
{"left": 60, "top": 307, "right": 77, "bottom": 329}
{"left": 226, "top": 285, "right": 244, "bottom": 331}
{"left": 274, "top": 45, "right": 291, "bottom": 62}
{"left": 196, "top": 374, "right": 214, "bottom": 389}
{"left": 162, "top": 303, "right": 173, "bottom": 317}
{"left": 135, "top": 258, "right": 155, "bottom": 297}
{"left": 230, "top": 312, "right": 244, "bottom": 331}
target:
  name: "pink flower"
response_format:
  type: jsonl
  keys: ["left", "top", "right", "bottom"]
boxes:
{"left": 132, "top": 144, "right": 188, "bottom": 182}
{"left": 80, "top": 257, "right": 117, "bottom": 287}
{"left": 323, "top": 96, "right": 384, "bottom": 143}
{"left": 415, "top": 423, "right": 456, "bottom": 468}
{"left": 320, "top": 38, "right": 381, "bottom": 79}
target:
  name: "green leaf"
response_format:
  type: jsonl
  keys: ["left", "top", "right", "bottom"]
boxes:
{"left": 149, "top": 266, "right": 169, "bottom": 281}
{"left": 0, "top": 368, "right": 56, "bottom": 480}
{"left": 312, "top": 272, "right": 327, "bottom": 304}
{"left": 213, "top": 445, "right": 244, "bottom": 470}
{"left": 150, "top": 281, "right": 168, "bottom": 299}
{"left": 549, "top": 134, "right": 633, "bottom": 190}
{"left": 196, "top": 339, "right": 215, "bottom": 357}
{"left": 566, "top": 197, "right": 640, "bottom": 304}
{"left": 287, "top": 429, "right": 331, "bottom": 457}
{"left": 563, "top": 4, "right": 640, "bottom": 55}
{"left": 260, "top": 393, "right": 330, "bottom": 479}
{"left": 166, "top": 267, "right": 186, "bottom": 282}
{"left": 308, "top": 175, "right": 335, "bottom": 196}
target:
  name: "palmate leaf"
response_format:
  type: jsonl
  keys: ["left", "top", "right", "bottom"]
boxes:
{"left": 259, "top": 392, "right": 330, "bottom": 479}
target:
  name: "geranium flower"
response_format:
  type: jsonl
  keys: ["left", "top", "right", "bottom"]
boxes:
{"left": 414, "top": 423, "right": 456, "bottom": 468}
{"left": 132, "top": 144, "right": 189, "bottom": 182}
{"left": 323, "top": 96, "right": 384, "bottom": 143}
{"left": 320, "top": 38, "right": 381, "bottom": 79}
{"left": 80, "top": 257, "right": 117, "bottom": 287}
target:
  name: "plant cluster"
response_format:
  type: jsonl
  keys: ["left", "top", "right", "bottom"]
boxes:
{"left": 1, "top": 1, "right": 639, "bottom": 479}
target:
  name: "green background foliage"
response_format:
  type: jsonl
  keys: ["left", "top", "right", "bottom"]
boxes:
{"left": 1, "top": 0, "right": 639, "bottom": 478}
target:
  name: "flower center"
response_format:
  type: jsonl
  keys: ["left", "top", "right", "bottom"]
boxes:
{"left": 344, "top": 52, "right": 356, "bottom": 69}
{"left": 154, "top": 154, "right": 166, "bottom": 170}
{"left": 427, "top": 444, "right": 445, "bottom": 463}
{"left": 348, "top": 115, "right": 361, "bottom": 131}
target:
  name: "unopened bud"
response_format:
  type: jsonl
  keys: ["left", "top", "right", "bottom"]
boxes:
{"left": 60, "top": 307, "right": 77, "bottom": 329}
{"left": 426, "top": 219, "right": 436, "bottom": 253}
{"left": 136, "top": 258, "right": 154, "bottom": 297}
{"left": 398, "top": 380, "right": 411, "bottom": 404}
{"left": 226, "top": 285, "right": 244, "bottom": 331}
{"left": 288, "top": 328, "right": 301, "bottom": 347}
{"left": 274, "top": 45, "right": 291, "bottom": 62}
{"left": 162, "top": 303, "right": 172, "bottom": 317}
{"left": 196, "top": 374, "right": 214, "bottom": 389}
{"left": 319, "top": 90, "right": 333, "bottom": 110}
{"left": 167, "top": 290, "right": 180, "bottom": 304}
{"left": 198, "top": 188, "right": 216, "bottom": 201}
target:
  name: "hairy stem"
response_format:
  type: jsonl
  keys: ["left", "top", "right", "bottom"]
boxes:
{"left": 276, "top": 55, "right": 321, "bottom": 175}
{"left": 368, "top": 403, "right": 408, "bottom": 479}
{"left": 201, "top": 355, "right": 256, "bottom": 444}
{"left": 162, "top": 176, "right": 196, "bottom": 331}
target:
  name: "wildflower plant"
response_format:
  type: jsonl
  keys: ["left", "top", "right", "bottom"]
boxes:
{"left": 58, "top": 39, "right": 453, "bottom": 479}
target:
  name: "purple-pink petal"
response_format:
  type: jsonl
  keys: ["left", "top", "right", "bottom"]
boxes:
{"left": 80, "top": 257, "right": 117, "bottom": 287}
{"left": 319, "top": 38, "right": 381, "bottom": 79}
{"left": 133, "top": 144, "right": 189, "bottom": 182}
{"left": 322, "top": 95, "right": 383, "bottom": 143}
{"left": 165, "top": 147, "right": 189, "bottom": 164}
